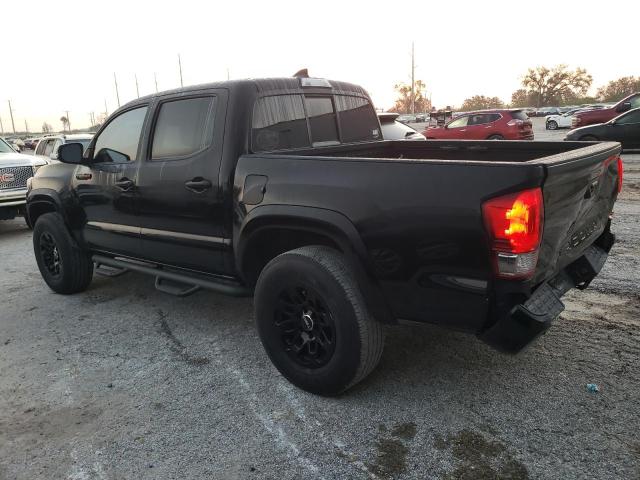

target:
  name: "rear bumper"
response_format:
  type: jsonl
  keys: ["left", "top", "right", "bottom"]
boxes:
{"left": 480, "top": 229, "right": 614, "bottom": 352}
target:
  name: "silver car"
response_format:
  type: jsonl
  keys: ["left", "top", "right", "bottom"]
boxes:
{"left": 0, "top": 138, "right": 48, "bottom": 224}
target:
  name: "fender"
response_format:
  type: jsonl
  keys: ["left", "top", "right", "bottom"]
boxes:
{"left": 27, "top": 188, "right": 85, "bottom": 248}
{"left": 236, "top": 204, "right": 395, "bottom": 324}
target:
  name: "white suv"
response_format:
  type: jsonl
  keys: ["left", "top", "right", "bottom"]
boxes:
{"left": 34, "top": 134, "right": 93, "bottom": 163}
{"left": 0, "top": 137, "right": 48, "bottom": 224}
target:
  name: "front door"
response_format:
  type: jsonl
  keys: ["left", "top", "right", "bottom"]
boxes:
{"left": 135, "top": 91, "right": 229, "bottom": 274}
{"left": 614, "top": 109, "right": 640, "bottom": 149}
{"left": 73, "top": 105, "right": 149, "bottom": 257}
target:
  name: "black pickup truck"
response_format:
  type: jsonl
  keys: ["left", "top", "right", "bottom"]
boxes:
{"left": 26, "top": 77, "right": 623, "bottom": 395}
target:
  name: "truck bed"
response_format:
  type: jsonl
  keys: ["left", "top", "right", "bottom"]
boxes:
{"left": 238, "top": 140, "right": 622, "bottom": 334}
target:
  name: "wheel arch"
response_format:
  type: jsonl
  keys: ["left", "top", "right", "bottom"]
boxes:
{"left": 27, "top": 189, "right": 83, "bottom": 246}
{"left": 236, "top": 205, "right": 395, "bottom": 324}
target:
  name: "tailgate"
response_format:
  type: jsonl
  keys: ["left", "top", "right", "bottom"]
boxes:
{"left": 534, "top": 143, "right": 621, "bottom": 284}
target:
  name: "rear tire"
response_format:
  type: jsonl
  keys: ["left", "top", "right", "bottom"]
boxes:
{"left": 547, "top": 120, "right": 558, "bottom": 130}
{"left": 254, "top": 246, "right": 384, "bottom": 396}
{"left": 487, "top": 134, "right": 504, "bottom": 140}
{"left": 580, "top": 135, "right": 599, "bottom": 141}
{"left": 33, "top": 212, "right": 93, "bottom": 294}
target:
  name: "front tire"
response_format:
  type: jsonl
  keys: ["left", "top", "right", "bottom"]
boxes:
{"left": 254, "top": 246, "right": 384, "bottom": 395}
{"left": 33, "top": 212, "right": 93, "bottom": 294}
{"left": 547, "top": 120, "right": 558, "bottom": 130}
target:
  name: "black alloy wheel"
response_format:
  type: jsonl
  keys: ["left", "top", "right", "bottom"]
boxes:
{"left": 275, "top": 285, "right": 337, "bottom": 368}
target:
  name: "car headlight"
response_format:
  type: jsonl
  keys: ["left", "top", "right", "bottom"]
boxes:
{"left": 33, "top": 164, "right": 44, "bottom": 174}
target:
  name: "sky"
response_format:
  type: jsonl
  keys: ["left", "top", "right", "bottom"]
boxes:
{"left": 0, "top": 0, "right": 637, "bottom": 133}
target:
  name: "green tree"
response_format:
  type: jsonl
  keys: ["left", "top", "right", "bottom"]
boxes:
{"left": 596, "top": 76, "right": 640, "bottom": 102}
{"left": 510, "top": 89, "right": 536, "bottom": 108}
{"left": 521, "top": 65, "right": 592, "bottom": 107}
{"left": 390, "top": 80, "right": 431, "bottom": 113}
{"left": 460, "top": 95, "right": 504, "bottom": 111}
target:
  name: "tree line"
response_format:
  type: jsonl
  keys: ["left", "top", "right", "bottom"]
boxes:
{"left": 391, "top": 66, "right": 639, "bottom": 112}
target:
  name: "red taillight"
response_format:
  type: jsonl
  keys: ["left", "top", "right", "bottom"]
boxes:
{"left": 482, "top": 188, "right": 544, "bottom": 279}
{"left": 507, "top": 119, "right": 523, "bottom": 127}
{"left": 617, "top": 157, "right": 624, "bottom": 193}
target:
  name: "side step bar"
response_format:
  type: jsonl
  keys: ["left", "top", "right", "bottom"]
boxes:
{"left": 92, "top": 254, "right": 251, "bottom": 297}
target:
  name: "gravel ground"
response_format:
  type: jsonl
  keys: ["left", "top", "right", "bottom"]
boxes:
{"left": 1, "top": 130, "right": 639, "bottom": 479}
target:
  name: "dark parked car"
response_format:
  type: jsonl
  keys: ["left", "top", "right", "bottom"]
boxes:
{"left": 535, "top": 107, "right": 562, "bottom": 117}
{"left": 566, "top": 107, "right": 640, "bottom": 150}
{"left": 27, "top": 76, "right": 621, "bottom": 395}
{"left": 378, "top": 113, "right": 425, "bottom": 140}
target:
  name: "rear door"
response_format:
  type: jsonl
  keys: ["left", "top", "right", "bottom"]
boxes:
{"left": 135, "top": 89, "right": 229, "bottom": 274}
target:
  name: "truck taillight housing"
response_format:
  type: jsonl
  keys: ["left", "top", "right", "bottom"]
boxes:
{"left": 617, "top": 157, "right": 623, "bottom": 193}
{"left": 482, "top": 188, "right": 544, "bottom": 279}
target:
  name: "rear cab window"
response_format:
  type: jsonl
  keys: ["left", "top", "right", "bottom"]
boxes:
{"left": 251, "top": 92, "right": 379, "bottom": 152}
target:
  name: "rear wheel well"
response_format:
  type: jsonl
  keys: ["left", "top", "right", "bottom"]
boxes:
{"left": 241, "top": 227, "right": 343, "bottom": 286}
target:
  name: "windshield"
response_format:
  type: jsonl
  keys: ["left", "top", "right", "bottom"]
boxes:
{"left": 0, "top": 138, "right": 16, "bottom": 154}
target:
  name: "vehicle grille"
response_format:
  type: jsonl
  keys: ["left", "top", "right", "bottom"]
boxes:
{"left": 0, "top": 166, "right": 33, "bottom": 190}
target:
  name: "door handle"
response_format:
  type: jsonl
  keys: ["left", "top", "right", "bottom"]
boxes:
{"left": 115, "top": 178, "right": 134, "bottom": 191}
{"left": 185, "top": 178, "right": 212, "bottom": 193}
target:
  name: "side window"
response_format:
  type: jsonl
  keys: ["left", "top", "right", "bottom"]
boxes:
{"left": 447, "top": 116, "right": 469, "bottom": 128}
{"left": 629, "top": 95, "right": 640, "bottom": 109}
{"left": 93, "top": 106, "right": 148, "bottom": 163}
{"left": 618, "top": 110, "right": 640, "bottom": 125}
{"left": 489, "top": 114, "right": 502, "bottom": 122}
{"left": 36, "top": 140, "right": 46, "bottom": 155}
{"left": 43, "top": 139, "right": 56, "bottom": 156}
{"left": 468, "top": 114, "right": 490, "bottom": 126}
{"left": 252, "top": 95, "right": 310, "bottom": 152}
{"left": 151, "top": 97, "right": 216, "bottom": 159}
{"left": 305, "top": 97, "right": 339, "bottom": 146}
{"left": 335, "top": 95, "right": 380, "bottom": 143}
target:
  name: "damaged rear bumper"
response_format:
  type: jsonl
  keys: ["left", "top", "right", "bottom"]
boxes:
{"left": 480, "top": 229, "right": 615, "bottom": 353}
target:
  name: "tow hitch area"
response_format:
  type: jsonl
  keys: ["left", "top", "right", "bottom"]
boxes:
{"left": 481, "top": 239, "right": 612, "bottom": 353}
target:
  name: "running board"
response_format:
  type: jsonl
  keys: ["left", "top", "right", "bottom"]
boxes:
{"left": 92, "top": 255, "right": 251, "bottom": 297}
{"left": 95, "top": 263, "right": 129, "bottom": 277}
{"left": 155, "top": 277, "right": 200, "bottom": 297}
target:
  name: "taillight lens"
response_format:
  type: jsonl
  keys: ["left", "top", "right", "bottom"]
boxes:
{"left": 507, "top": 119, "right": 523, "bottom": 127}
{"left": 617, "top": 157, "right": 623, "bottom": 193}
{"left": 482, "top": 188, "right": 544, "bottom": 279}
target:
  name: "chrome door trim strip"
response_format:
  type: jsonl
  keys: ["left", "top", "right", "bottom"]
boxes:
{"left": 87, "top": 221, "right": 231, "bottom": 245}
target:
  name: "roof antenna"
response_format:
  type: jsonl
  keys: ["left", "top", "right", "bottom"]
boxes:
{"left": 293, "top": 68, "right": 309, "bottom": 78}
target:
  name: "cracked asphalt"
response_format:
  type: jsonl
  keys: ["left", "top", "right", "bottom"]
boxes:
{"left": 1, "top": 129, "right": 639, "bottom": 479}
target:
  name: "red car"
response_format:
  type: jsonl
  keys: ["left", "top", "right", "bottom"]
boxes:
{"left": 424, "top": 109, "right": 534, "bottom": 140}
{"left": 572, "top": 92, "right": 640, "bottom": 129}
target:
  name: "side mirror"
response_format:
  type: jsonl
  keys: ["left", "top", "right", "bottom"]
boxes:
{"left": 617, "top": 102, "right": 631, "bottom": 113}
{"left": 58, "top": 142, "right": 84, "bottom": 164}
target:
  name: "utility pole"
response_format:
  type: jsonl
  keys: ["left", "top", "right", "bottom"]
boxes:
{"left": 410, "top": 42, "right": 415, "bottom": 115}
{"left": 178, "top": 54, "right": 184, "bottom": 87}
{"left": 135, "top": 74, "right": 140, "bottom": 98}
{"left": 8, "top": 100, "right": 16, "bottom": 134}
{"left": 0, "top": 116, "right": 3, "bottom": 134}
{"left": 24, "top": 119, "right": 29, "bottom": 133}
{"left": 114, "top": 72, "right": 121, "bottom": 107}
{"left": 154, "top": 72, "right": 158, "bottom": 92}
{"left": 66, "top": 110, "right": 71, "bottom": 132}
{"left": 104, "top": 98, "right": 109, "bottom": 117}
{"left": 227, "top": 67, "right": 230, "bottom": 81}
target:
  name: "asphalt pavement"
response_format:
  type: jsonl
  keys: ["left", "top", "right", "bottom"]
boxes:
{"left": 1, "top": 124, "right": 639, "bottom": 480}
